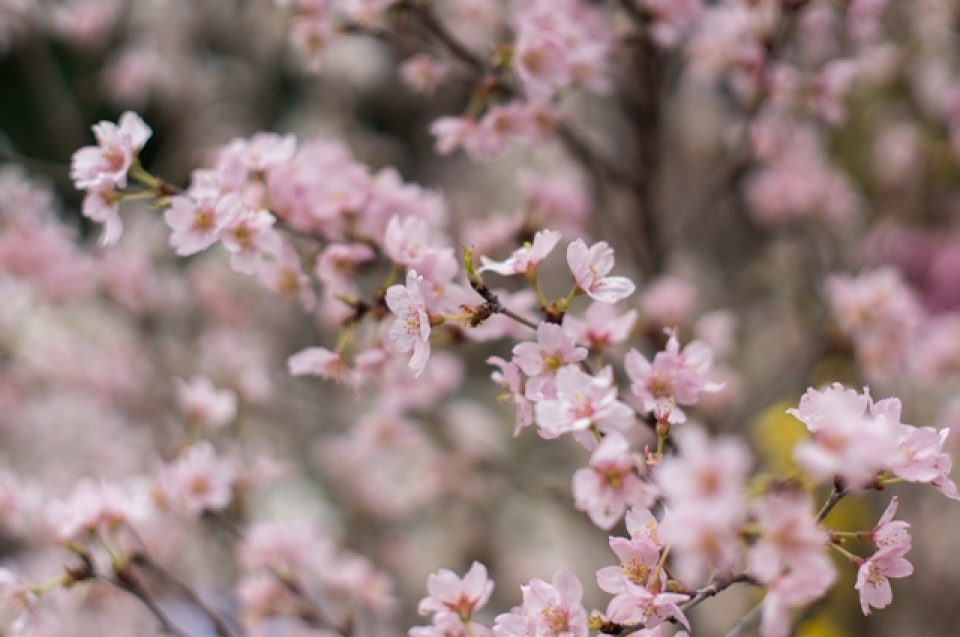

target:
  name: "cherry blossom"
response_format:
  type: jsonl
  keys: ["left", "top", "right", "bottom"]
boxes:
{"left": 604, "top": 582, "right": 690, "bottom": 630}
{"left": 163, "top": 191, "right": 229, "bottom": 256}
{"left": 656, "top": 426, "right": 751, "bottom": 584}
{"left": 747, "top": 491, "right": 830, "bottom": 585}
{"left": 259, "top": 243, "right": 316, "bottom": 309}
{"left": 572, "top": 432, "right": 656, "bottom": 529}
{"left": 70, "top": 111, "right": 151, "bottom": 190}
{"left": 855, "top": 545, "right": 914, "bottom": 615}
{"left": 218, "top": 196, "right": 283, "bottom": 275}
{"left": 566, "top": 239, "right": 635, "bottom": 304}
{"left": 399, "top": 53, "right": 450, "bottom": 94}
{"left": 385, "top": 270, "right": 433, "bottom": 377}
{"left": 417, "top": 561, "right": 494, "bottom": 622}
{"left": 480, "top": 229, "right": 562, "bottom": 277}
{"left": 624, "top": 330, "right": 719, "bottom": 424}
{"left": 760, "top": 556, "right": 836, "bottom": 637}
{"left": 563, "top": 302, "right": 637, "bottom": 351}
{"left": 534, "top": 365, "right": 635, "bottom": 442}
{"left": 596, "top": 507, "right": 663, "bottom": 595}
{"left": 70, "top": 111, "right": 152, "bottom": 246}
{"left": 891, "top": 424, "right": 960, "bottom": 499}
{"left": 512, "top": 322, "right": 587, "bottom": 399}
{"left": 0, "top": 568, "right": 34, "bottom": 636}
{"left": 288, "top": 347, "right": 357, "bottom": 388}
{"left": 788, "top": 384, "right": 902, "bottom": 489}
{"left": 863, "top": 497, "right": 911, "bottom": 553}
{"left": 49, "top": 477, "right": 149, "bottom": 541}
{"left": 520, "top": 571, "right": 588, "bottom": 637}
{"left": 239, "top": 519, "right": 335, "bottom": 577}
{"left": 158, "top": 441, "right": 236, "bottom": 516}
{"left": 175, "top": 375, "right": 238, "bottom": 430}
{"left": 488, "top": 355, "right": 534, "bottom": 435}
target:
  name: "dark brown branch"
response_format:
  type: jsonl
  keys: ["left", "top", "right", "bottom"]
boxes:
{"left": 401, "top": 1, "right": 487, "bottom": 71}
{"left": 110, "top": 568, "right": 191, "bottom": 637}
{"left": 816, "top": 486, "right": 845, "bottom": 523}
{"left": 131, "top": 553, "right": 237, "bottom": 637}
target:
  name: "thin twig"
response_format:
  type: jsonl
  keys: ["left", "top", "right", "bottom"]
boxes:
{"left": 680, "top": 573, "right": 757, "bottom": 614}
{"left": 472, "top": 282, "right": 539, "bottom": 330}
{"left": 723, "top": 602, "right": 763, "bottom": 637}
{"left": 556, "top": 124, "right": 645, "bottom": 193}
{"left": 132, "top": 553, "right": 237, "bottom": 637}
{"left": 816, "top": 487, "right": 845, "bottom": 523}
{"left": 109, "top": 570, "right": 191, "bottom": 637}
{"left": 403, "top": 2, "right": 486, "bottom": 71}
{"left": 272, "top": 568, "right": 349, "bottom": 635}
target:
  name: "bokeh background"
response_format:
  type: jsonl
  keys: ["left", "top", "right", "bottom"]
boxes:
{"left": 2, "top": 1, "right": 960, "bottom": 636}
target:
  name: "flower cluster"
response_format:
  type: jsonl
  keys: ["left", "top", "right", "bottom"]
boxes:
{"left": 4, "top": 1, "right": 960, "bottom": 637}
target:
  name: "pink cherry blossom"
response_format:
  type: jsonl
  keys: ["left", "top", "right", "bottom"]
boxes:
{"left": 241, "top": 132, "right": 297, "bottom": 173}
{"left": 399, "top": 53, "right": 450, "bottom": 94}
{"left": 520, "top": 173, "right": 589, "bottom": 235}
{"left": 604, "top": 581, "right": 690, "bottom": 630}
{"left": 520, "top": 571, "right": 588, "bottom": 637}
{"left": 80, "top": 184, "right": 124, "bottom": 247}
{"left": 70, "top": 111, "right": 152, "bottom": 246}
{"left": 760, "top": 555, "right": 836, "bottom": 637}
{"left": 787, "top": 384, "right": 902, "bottom": 489}
{"left": 514, "top": 27, "right": 570, "bottom": 101}
{"left": 158, "top": 441, "right": 236, "bottom": 516}
{"left": 566, "top": 239, "right": 635, "bottom": 304}
{"left": 239, "top": 519, "right": 335, "bottom": 577}
{"left": 413, "top": 611, "right": 493, "bottom": 637}
{"left": 864, "top": 497, "right": 911, "bottom": 552}
{"left": 385, "top": 270, "right": 432, "bottom": 377}
{"left": 49, "top": 477, "right": 149, "bottom": 541}
{"left": 572, "top": 433, "right": 655, "bottom": 529}
{"left": 642, "top": 0, "right": 703, "bottom": 47}
{"left": 891, "top": 425, "right": 960, "bottom": 499}
{"left": 747, "top": 491, "right": 830, "bottom": 585}
{"left": 315, "top": 243, "right": 376, "bottom": 287}
{"left": 596, "top": 508, "right": 663, "bottom": 595}
{"left": 534, "top": 365, "right": 635, "bottom": 442}
{"left": 656, "top": 426, "right": 750, "bottom": 584}
{"left": 218, "top": 195, "right": 283, "bottom": 275}
{"left": 382, "top": 215, "right": 451, "bottom": 276}
{"left": 175, "top": 375, "right": 237, "bottom": 430}
{"left": 288, "top": 347, "right": 357, "bottom": 388}
{"left": 512, "top": 0, "right": 612, "bottom": 100}
{"left": 855, "top": 545, "right": 914, "bottom": 615}
{"left": 512, "top": 322, "right": 587, "bottom": 399}
{"left": 563, "top": 302, "right": 637, "bottom": 350}
{"left": 656, "top": 424, "right": 751, "bottom": 505}
{"left": 286, "top": 3, "right": 337, "bottom": 72}
{"left": 235, "top": 571, "right": 303, "bottom": 624}
{"left": 163, "top": 191, "right": 227, "bottom": 256}
{"left": 825, "top": 268, "right": 922, "bottom": 379}
{"left": 259, "top": 243, "right": 315, "bottom": 309}
{"left": 488, "top": 355, "right": 534, "bottom": 435}
{"left": 70, "top": 111, "right": 151, "bottom": 190}
{"left": 480, "top": 229, "right": 562, "bottom": 277}
{"left": 624, "top": 330, "right": 718, "bottom": 424}
{"left": 638, "top": 276, "right": 699, "bottom": 327}
{"left": 417, "top": 561, "right": 494, "bottom": 622}
{"left": 745, "top": 126, "right": 860, "bottom": 228}
{"left": 430, "top": 116, "right": 504, "bottom": 160}
{"left": 0, "top": 568, "right": 34, "bottom": 636}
